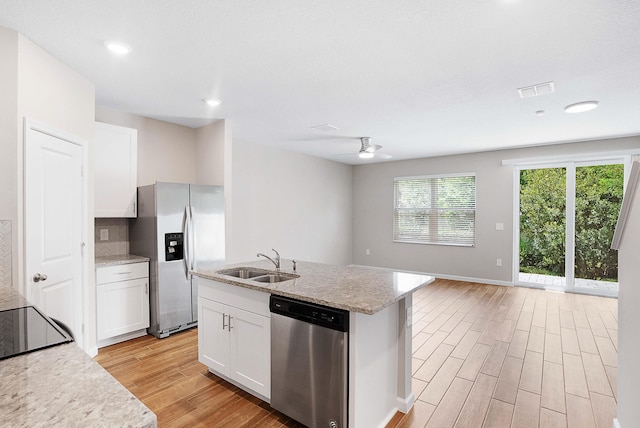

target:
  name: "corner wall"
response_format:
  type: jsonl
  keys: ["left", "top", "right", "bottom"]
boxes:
{"left": 352, "top": 136, "right": 640, "bottom": 282}
{"left": 196, "top": 120, "right": 226, "bottom": 185}
{"left": 228, "top": 139, "right": 353, "bottom": 266}
{"left": 616, "top": 169, "right": 640, "bottom": 427}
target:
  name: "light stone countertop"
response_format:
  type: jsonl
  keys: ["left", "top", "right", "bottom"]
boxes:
{"left": 192, "top": 259, "right": 434, "bottom": 315}
{"left": 0, "top": 286, "right": 157, "bottom": 428}
{"left": 95, "top": 254, "right": 150, "bottom": 267}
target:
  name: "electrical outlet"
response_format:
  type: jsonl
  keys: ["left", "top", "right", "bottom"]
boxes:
{"left": 496, "top": 223, "right": 504, "bottom": 231}
{"left": 100, "top": 229, "right": 109, "bottom": 241}
{"left": 365, "top": 248, "right": 370, "bottom": 256}
{"left": 496, "top": 258, "right": 502, "bottom": 267}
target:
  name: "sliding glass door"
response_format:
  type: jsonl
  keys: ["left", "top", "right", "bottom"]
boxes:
{"left": 517, "top": 161, "right": 624, "bottom": 296}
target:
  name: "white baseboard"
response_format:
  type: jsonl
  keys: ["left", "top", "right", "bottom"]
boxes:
{"left": 425, "top": 272, "right": 513, "bottom": 287}
{"left": 613, "top": 418, "right": 621, "bottom": 428}
{"left": 348, "top": 264, "right": 513, "bottom": 287}
{"left": 378, "top": 406, "right": 402, "bottom": 428}
{"left": 87, "top": 346, "right": 98, "bottom": 358}
{"left": 397, "top": 392, "right": 415, "bottom": 413}
{"left": 96, "top": 329, "right": 148, "bottom": 349}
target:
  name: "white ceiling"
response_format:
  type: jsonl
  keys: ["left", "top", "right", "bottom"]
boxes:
{"left": 2, "top": 0, "right": 640, "bottom": 164}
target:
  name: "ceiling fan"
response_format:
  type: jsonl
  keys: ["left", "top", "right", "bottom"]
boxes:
{"left": 335, "top": 137, "right": 392, "bottom": 160}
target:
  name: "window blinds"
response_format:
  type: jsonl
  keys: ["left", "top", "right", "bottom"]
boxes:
{"left": 393, "top": 174, "right": 476, "bottom": 246}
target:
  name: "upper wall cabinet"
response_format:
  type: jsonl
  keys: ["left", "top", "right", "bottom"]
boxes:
{"left": 94, "top": 121, "right": 138, "bottom": 217}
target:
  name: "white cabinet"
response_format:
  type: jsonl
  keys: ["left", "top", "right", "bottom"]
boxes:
{"left": 94, "top": 121, "right": 138, "bottom": 217}
{"left": 198, "top": 278, "right": 271, "bottom": 399}
{"left": 96, "top": 262, "right": 150, "bottom": 347}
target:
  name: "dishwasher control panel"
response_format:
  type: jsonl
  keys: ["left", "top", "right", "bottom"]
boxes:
{"left": 269, "top": 295, "right": 349, "bottom": 332}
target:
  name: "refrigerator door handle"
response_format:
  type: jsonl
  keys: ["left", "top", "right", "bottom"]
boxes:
{"left": 183, "top": 205, "right": 191, "bottom": 280}
{"left": 189, "top": 205, "right": 195, "bottom": 272}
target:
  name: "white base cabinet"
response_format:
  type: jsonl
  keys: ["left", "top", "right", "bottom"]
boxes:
{"left": 96, "top": 262, "right": 150, "bottom": 346}
{"left": 198, "top": 278, "right": 270, "bottom": 399}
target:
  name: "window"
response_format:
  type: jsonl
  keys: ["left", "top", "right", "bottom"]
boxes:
{"left": 393, "top": 173, "right": 476, "bottom": 246}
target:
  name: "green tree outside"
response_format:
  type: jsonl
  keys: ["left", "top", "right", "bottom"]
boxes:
{"left": 519, "top": 164, "right": 623, "bottom": 281}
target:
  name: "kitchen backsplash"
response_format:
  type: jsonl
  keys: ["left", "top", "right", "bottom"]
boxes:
{"left": 0, "top": 220, "right": 11, "bottom": 287}
{"left": 95, "top": 218, "right": 130, "bottom": 256}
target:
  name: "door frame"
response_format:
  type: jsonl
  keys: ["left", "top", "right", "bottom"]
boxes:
{"left": 511, "top": 154, "right": 631, "bottom": 297}
{"left": 23, "top": 117, "right": 89, "bottom": 348}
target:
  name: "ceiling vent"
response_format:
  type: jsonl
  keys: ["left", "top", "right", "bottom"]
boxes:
{"left": 518, "top": 81, "right": 555, "bottom": 99}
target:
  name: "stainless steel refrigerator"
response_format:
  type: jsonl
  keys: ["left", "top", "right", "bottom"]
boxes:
{"left": 129, "top": 182, "right": 225, "bottom": 338}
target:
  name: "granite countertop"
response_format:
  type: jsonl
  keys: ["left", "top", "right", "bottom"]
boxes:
{"left": 192, "top": 259, "right": 434, "bottom": 315}
{"left": 95, "top": 254, "right": 150, "bottom": 267}
{"left": 0, "top": 286, "right": 157, "bottom": 428}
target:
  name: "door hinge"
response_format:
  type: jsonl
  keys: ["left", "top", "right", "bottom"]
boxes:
{"left": 81, "top": 242, "right": 86, "bottom": 255}
{"left": 132, "top": 201, "right": 136, "bottom": 214}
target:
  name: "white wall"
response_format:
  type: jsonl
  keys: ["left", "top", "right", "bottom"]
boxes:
{"left": 227, "top": 139, "right": 353, "bottom": 266}
{"left": 0, "top": 28, "right": 96, "bottom": 350}
{"left": 95, "top": 106, "right": 197, "bottom": 186}
{"left": 196, "top": 120, "right": 226, "bottom": 185}
{"left": 616, "top": 167, "right": 640, "bottom": 427}
{"left": 0, "top": 27, "right": 19, "bottom": 289}
{"left": 352, "top": 137, "right": 640, "bottom": 283}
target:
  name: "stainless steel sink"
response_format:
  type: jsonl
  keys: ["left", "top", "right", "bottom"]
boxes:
{"left": 251, "top": 273, "right": 299, "bottom": 283}
{"left": 217, "top": 267, "right": 270, "bottom": 279}
{"left": 216, "top": 267, "right": 299, "bottom": 283}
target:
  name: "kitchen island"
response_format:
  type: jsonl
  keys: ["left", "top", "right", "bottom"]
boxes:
{"left": 192, "top": 259, "right": 434, "bottom": 428}
{"left": 0, "top": 286, "right": 156, "bottom": 428}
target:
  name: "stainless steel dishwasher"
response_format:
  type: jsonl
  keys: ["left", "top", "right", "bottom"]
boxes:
{"left": 270, "top": 295, "right": 349, "bottom": 428}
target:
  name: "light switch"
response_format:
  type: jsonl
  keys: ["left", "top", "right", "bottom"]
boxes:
{"left": 496, "top": 223, "right": 504, "bottom": 231}
{"left": 100, "top": 229, "right": 109, "bottom": 241}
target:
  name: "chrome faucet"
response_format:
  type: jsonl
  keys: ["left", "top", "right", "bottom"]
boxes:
{"left": 257, "top": 248, "right": 280, "bottom": 271}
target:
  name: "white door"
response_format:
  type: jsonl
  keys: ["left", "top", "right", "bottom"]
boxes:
{"left": 198, "top": 297, "right": 230, "bottom": 375}
{"left": 229, "top": 306, "right": 270, "bottom": 398}
{"left": 25, "top": 120, "right": 85, "bottom": 345}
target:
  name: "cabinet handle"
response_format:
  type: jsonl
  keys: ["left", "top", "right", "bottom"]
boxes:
{"left": 145, "top": 282, "right": 148, "bottom": 294}
{"left": 117, "top": 272, "right": 132, "bottom": 275}
{"left": 228, "top": 316, "right": 233, "bottom": 331}
{"left": 222, "top": 313, "right": 228, "bottom": 330}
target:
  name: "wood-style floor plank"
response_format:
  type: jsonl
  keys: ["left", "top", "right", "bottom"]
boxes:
{"left": 511, "top": 389, "right": 541, "bottom": 428}
{"left": 541, "top": 360, "right": 566, "bottom": 414}
{"left": 454, "top": 373, "right": 497, "bottom": 428}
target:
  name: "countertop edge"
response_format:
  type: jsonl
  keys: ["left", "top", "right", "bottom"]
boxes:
{"left": 95, "top": 254, "right": 150, "bottom": 267}
{"left": 192, "top": 262, "right": 435, "bottom": 315}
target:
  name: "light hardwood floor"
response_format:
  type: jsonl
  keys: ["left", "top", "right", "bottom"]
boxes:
{"left": 95, "top": 279, "right": 618, "bottom": 428}
{"left": 388, "top": 279, "right": 618, "bottom": 428}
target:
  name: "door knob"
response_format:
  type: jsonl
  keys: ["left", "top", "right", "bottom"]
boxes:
{"left": 33, "top": 273, "right": 48, "bottom": 282}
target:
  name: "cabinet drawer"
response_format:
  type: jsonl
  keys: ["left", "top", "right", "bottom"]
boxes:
{"left": 198, "top": 277, "right": 270, "bottom": 317}
{"left": 97, "top": 262, "right": 149, "bottom": 284}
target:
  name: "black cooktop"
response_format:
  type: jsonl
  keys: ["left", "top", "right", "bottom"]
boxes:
{"left": 0, "top": 306, "right": 74, "bottom": 360}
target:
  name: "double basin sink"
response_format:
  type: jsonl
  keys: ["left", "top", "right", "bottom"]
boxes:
{"left": 216, "top": 267, "right": 299, "bottom": 284}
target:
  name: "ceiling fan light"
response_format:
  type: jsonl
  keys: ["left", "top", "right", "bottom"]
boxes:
{"left": 359, "top": 151, "right": 374, "bottom": 159}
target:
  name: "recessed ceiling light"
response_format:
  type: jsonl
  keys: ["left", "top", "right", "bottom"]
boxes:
{"left": 204, "top": 99, "right": 222, "bottom": 107}
{"left": 564, "top": 101, "right": 598, "bottom": 113}
{"left": 104, "top": 41, "right": 131, "bottom": 55}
